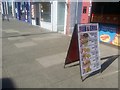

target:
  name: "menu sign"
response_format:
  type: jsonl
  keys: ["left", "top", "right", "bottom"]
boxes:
{"left": 78, "top": 24, "right": 101, "bottom": 76}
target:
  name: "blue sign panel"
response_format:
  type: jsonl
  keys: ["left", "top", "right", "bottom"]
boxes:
{"left": 99, "top": 23, "right": 118, "bottom": 45}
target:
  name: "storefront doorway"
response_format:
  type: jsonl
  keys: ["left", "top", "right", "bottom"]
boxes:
{"left": 31, "top": 1, "right": 66, "bottom": 33}
{"left": 39, "top": 2, "right": 52, "bottom": 31}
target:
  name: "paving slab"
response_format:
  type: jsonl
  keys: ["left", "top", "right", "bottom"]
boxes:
{"left": 8, "top": 36, "right": 25, "bottom": 40}
{"left": 3, "top": 29, "right": 20, "bottom": 33}
{"left": 40, "top": 63, "right": 80, "bottom": 85}
{"left": 2, "top": 41, "right": 24, "bottom": 56}
{"left": 2, "top": 68, "right": 10, "bottom": 78}
{"left": 32, "top": 37, "right": 61, "bottom": 41}
{"left": 4, "top": 61, "right": 43, "bottom": 78}
{"left": 49, "top": 73, "right": 84, "bottom": 88}
{"left": 36, "top": 52, "right": 66, "bottom": 68}
{"left": 19, "top": 43, "right": 69, "bottom": 60}
{"left": 3, "top": 52, "right": 36, "bottom": 68}
{"left": 14, "top": 41, "right": 37, "bottom": 48}
{"left": 12, "top": 71, "right": 51, "bottom": 88}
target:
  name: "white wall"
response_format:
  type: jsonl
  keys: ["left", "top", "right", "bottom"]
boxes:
{"left": 11, "top": 1, "right": 14, "bottom": 17}
{"left": 51, "top": 1, "right": 57, "bottom": 32}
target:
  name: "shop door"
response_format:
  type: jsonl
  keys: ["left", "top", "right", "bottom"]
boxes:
{"left": 57, "top": 2, "right": 65, "bottom": 32}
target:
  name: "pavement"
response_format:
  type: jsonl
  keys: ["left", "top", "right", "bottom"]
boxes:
{"left": 1, "top": 19, "right": 119, "bottom": 88}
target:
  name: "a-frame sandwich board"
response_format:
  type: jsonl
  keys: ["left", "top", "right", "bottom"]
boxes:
{"left": 64, "top": 24, "right": 80, "bottom": 67}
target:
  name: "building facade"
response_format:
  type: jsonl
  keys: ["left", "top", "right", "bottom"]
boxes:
{"left": 14, "top": 2, "right": 31, "bottom": 23}
{"left": 2, "top": 1, "right": 120, "bottom": 46}
{"left": 1, "top": 0, "right": 89, "bottom": 34}
{"left": 90, "top": 2, "right": 120, "bottom": 46}
{"left": 30, "top": 1, "right": 67, "bottom": 33}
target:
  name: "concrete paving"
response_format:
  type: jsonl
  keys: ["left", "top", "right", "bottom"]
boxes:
{"left": 2, "top": 19, "right": 119, "bottom": 88}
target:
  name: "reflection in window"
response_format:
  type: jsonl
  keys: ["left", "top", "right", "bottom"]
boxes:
{"left": 40, "top": 2, "right": 51, "bottom": 22}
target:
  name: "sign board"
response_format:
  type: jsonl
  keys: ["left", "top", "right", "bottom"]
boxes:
{"left": 99, "top": 23, "right": 120, "bottom": 46}
{"left": 78, "top": 24, "right": 101, "bottom": 77}
{"left": 65, "top": 24, "right": 79, "bottom": 65}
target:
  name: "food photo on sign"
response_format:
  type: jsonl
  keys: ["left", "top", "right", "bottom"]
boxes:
{"left": 82, "top": 50, "right": 91, "bottom": 74}
{"left": 83, "top": 65, "right": 92, "bottom": 74}
{"left": 112, "top": 34, "right": 120, "bottom": 46}
{"left": 80, "top": 33, "right": 89, "bottom": 47}
{"left": 80, "top": 33, "right": 95, "bottom": 75}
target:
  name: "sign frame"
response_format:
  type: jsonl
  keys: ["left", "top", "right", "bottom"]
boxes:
{"left": 78, "top": 23, "right": 101, "bottom": 79}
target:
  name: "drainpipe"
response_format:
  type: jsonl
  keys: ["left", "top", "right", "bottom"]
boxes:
{"left": 75, "top": 0, "right": 78, "bottom": 24}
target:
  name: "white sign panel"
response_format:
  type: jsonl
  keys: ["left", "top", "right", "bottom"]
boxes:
{"left": 78, "top": 23, "right": 101, "bottom": 76}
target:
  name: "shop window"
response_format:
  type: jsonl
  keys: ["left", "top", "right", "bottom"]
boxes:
{"left": 83, "top": 6, "right": 87, "bottom": 14}
{"left": 40, "top": 2, "right": 51, "bottom": 22}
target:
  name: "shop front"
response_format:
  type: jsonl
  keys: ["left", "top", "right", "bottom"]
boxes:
{"left": 99, "top": 23, "right": 120, "bottom": 46}
{"left": 31, "top": 2, "right": 55, "bottom": 31}
{"left": 31, "top": 1, "right": 67, "bottom": 33}
{"left": 90, "top": 2, "right": 120, "bottom": 46}
{"left": 15, "top": 2, "right": 31, "bottom": 23}
{"left": 40, "top": 2, "right": 53, "bottom": 31}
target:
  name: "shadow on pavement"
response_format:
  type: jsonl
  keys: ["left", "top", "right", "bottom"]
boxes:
{"left": 2, "top": 32, "right": 57, "bottom": 38}
{"left": 101, "top": 55, "right": 119, "bottom": 73}
{"left": 83, "top": 54, "right": 120, "bottom": 81}
{"left": 1, "top": 78, "right": 16, "bottom": 90}
{"left": 101, "top": 55, "right": 120, "bottom": 72}
{"left": 65, "top": 54, "right": 120, "bottom": 81}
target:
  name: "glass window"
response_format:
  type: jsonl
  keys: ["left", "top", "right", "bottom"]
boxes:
{"left": 83, "top": 6, "right": 87, "bottom": 14}
{"left": 40, "top": 2, "right": 51, "bottom": 22}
